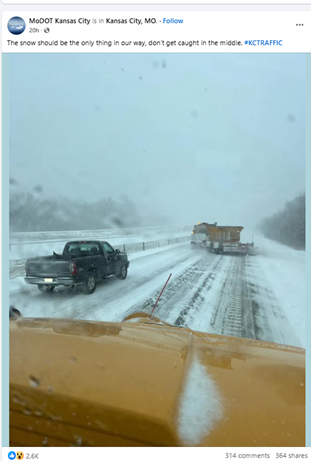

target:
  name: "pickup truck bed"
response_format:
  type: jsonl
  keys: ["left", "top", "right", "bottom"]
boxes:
{"left": 25, "top": 240, "right": 130, "bottom": 295}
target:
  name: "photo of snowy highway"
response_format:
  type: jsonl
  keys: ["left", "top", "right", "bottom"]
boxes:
{"left": 8, "top": 54, "right": 306, "bottom": 349}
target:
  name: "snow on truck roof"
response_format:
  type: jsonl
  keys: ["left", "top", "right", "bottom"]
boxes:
{"left": 212, "top": 226, "right": 244, "bottom": 230}
{"left": 195, "top": 224, "right": 244, "bottom": 231}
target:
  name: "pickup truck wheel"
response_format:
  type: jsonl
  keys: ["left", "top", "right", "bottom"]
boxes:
{"left": 82, "top": 273, "right": 96, "bottom": 294}
{"left": 118, "top": 265, "right": 127, "bottom": 280}
{"left": 38, "top": 284, "right": 55, "bottom": 293}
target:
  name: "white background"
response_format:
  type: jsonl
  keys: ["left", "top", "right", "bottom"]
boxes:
{"left": 1, "top": 0, "right": 310, "bottom": 454}
{"left": 2, "top": 10, "right": 311, "bottom": 52}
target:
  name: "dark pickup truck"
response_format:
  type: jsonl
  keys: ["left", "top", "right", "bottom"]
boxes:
{"left": 25, "top": 240, "right": 130, "bottom": 295}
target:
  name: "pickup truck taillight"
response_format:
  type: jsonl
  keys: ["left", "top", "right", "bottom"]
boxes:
{"left": 71, "top": 262, "right": 77, "bottom": 275}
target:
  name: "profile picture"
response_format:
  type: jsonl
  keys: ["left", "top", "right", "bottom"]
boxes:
{"left": 7, "top": 17, "right": 26, "bottom": 35}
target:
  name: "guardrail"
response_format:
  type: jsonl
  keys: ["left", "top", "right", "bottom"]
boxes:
{"left": 114, "top": 236, "right": 190, "bottom": 254}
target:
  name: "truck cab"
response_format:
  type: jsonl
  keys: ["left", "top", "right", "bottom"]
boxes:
{"left": 190, "top": 222, "right": 212, "bottom": 249}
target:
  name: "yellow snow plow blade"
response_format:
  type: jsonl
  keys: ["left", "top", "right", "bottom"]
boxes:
{"left": 10, "top": 314, "right": 305, "bottom": 447}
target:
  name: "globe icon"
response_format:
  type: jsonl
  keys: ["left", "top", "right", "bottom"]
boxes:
{"left": 7, "top": 17, "right": 26, "bottom": 35}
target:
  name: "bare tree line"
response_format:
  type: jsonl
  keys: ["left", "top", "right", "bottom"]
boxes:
{"left": 9, "top": 192, "right": 144, "bottom": 232}
{"left": 258, "top": 193, "right": 305, "bottom": 250}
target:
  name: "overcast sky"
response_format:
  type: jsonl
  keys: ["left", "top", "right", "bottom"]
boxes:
{"left": 9, "top": 53, "right": 305, "bottom": 227}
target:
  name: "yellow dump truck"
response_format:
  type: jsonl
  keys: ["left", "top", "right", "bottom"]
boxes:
{"left": 191, "top": 222, "right": 255, "bottom": 255}
{"left": 208, "top": 225, "right": 255, "bottom": 254}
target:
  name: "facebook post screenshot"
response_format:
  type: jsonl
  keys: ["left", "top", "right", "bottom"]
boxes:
{"left": 1, "top": 0, "right": 310, "bottom": 458}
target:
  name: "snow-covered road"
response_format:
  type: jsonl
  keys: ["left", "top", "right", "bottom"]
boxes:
{"left": 9, "top": 235, "right": 305, "bottom": 349}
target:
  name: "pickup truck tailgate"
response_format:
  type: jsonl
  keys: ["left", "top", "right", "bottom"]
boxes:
{"left": 26, "top": 258, "right": 71, "bottom": 277}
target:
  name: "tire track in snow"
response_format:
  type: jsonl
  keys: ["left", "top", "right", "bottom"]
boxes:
{"left": 71, "top": 248, "right": 204, "bottom": 322}
{"left": 128, "top": 254, "right": 226, "bottom": 326}
{"left": 193, "top": 254, "right": 300, "bottom": 347}
{"left": 174, "top": 256, "right": 225, "bottom": 327}
{"left": 208, "top": 256, "right": 250, "bottom": 338}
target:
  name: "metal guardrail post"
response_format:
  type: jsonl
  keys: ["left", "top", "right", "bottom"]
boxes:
{"left": 143, "top": 242, "right": 145, "bottom": 251}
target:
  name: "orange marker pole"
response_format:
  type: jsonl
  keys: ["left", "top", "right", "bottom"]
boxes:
{"left": 150, "top": 273, "right": 172, "bottom": 318}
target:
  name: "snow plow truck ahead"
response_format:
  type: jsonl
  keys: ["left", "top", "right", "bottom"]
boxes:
{"left": 191, "top": 222, "right": 255, "bottom": 255}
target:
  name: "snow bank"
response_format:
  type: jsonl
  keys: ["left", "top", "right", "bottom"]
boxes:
{"left": 252, "top": 233, "right": 305, "bottom": 348}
